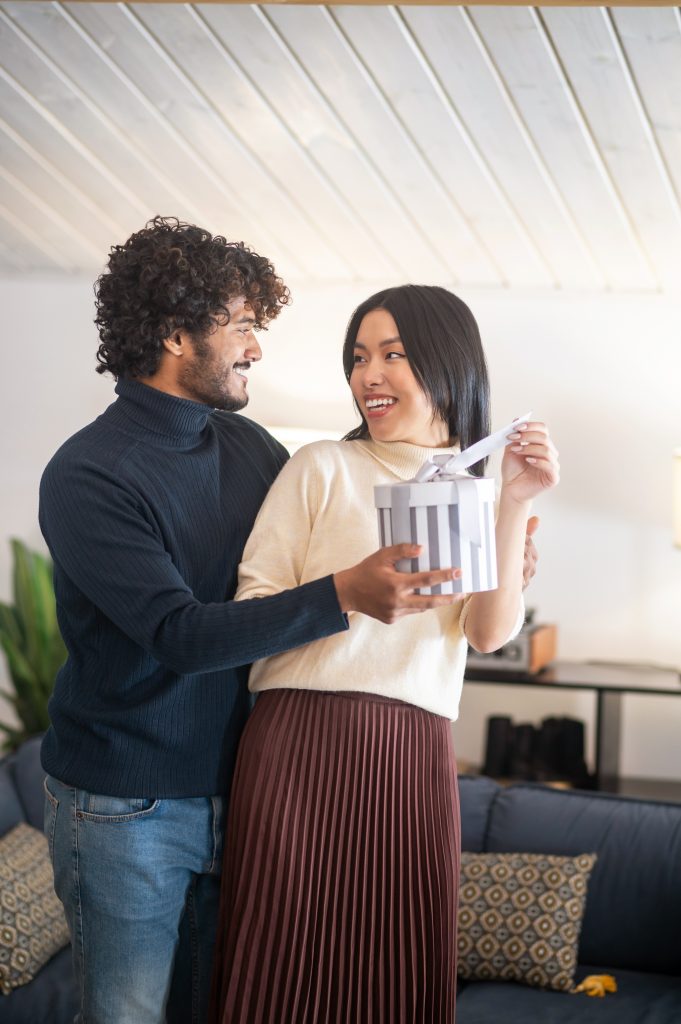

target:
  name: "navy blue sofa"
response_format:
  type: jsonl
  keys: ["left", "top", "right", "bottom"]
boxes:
{"left": 0, "top": 735, "right": 77, "bottom": 1023}
{"left": 457, "top": 774, "right": 681, "bottom": 1022}
{"left": 2, "top": 739, "right": 681, "bottom": 1022}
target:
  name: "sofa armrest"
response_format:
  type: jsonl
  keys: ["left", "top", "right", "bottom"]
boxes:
{"left": 459, "top": 774, "right": 502, "bottom": 852}
{"left": 484, "top": 783, "right": 681, "bottom": 976}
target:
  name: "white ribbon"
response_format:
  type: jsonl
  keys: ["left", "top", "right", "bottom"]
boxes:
{"left": 414, "top": 411, "right": 532, "bottom": 482}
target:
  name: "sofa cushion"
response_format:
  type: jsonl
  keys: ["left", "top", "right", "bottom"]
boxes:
{"left": 0, "top": 946, "right": 77, "bottom": 1024}
{"left": 456, "top": 965, "right": 681, "bottom": 1023}
{"left": 458, "top": 775, "right": 501, "bottom": 852}
{"left": 0, "top": 823, "right": 69, "bottom": 996}
{"left": 0, "top": 762, "right": 25, "bottom": 838}
{"left": 457, "top": 851, "right": 596, "bottom": 991}
{"left": 484, "top": 784, "right": 681, "bottom": 975}
{"left": 10, "top": 737, "right": 46, "bottom": 831}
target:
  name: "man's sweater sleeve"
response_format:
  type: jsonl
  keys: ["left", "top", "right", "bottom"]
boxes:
{"left": 40, "top": 457, "right": 348, "bottom": 675}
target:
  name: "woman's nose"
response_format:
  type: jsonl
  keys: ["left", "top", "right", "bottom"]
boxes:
{"left": 362, "top": 358, "right": 386, "bottom": 385}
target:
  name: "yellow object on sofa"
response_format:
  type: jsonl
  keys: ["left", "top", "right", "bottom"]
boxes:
{"left": 572, "top": 974, "right": 617, "bottom": 997}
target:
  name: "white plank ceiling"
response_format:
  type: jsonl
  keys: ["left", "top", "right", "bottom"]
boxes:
{"left": 1, "top": 3, "right": 681, "bottom": 291}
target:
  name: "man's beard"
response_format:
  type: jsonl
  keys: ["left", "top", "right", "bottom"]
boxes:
{"left": 179, "top": 343, "right": 248, "bottom": 412}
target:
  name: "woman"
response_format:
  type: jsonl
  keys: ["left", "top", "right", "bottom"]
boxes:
{"left": 210, "top": 285, "right": 559, "bottom": 1023}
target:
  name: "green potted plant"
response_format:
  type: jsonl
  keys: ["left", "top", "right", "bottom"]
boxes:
{"left": 0, "top": 539, "right": 66, "bottom": 751}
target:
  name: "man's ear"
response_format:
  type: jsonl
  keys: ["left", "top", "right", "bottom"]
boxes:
{"left": 162, "top": 330, "right": 186, "bottom": 357}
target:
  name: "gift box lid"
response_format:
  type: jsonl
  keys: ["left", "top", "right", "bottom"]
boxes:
{"left": 374, "top": 475, "right": 495, "bottom": 510}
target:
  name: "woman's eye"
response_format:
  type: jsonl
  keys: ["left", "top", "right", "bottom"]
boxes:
{"left": 386, "top": 351, "right": 404, "bottom": 360}
{"left": 353, "top": 354, "right": 365, "bottom": 364}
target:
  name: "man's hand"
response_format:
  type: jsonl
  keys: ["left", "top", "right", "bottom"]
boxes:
{"left": 333, "top": 544, "right": 464, "bottom": 624}
{"left": 523, "top": 515, "right": 540, "bottom": 590}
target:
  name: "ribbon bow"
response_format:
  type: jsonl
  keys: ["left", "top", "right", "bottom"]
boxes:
{"left": 413, "top": 412, "right": 532, "bottom": 483}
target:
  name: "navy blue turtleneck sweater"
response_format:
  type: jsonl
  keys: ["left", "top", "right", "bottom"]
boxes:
{"left": 39, "top": 379, "right": 348, "bottom": 798}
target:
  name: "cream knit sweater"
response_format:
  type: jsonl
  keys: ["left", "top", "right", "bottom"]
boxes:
{"left": 236, "top": 438, "right": 523, "bottom": 720}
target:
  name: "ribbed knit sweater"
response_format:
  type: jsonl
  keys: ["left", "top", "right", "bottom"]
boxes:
{"left": 39, "top": 380, "right": 347, "bottom": 798}
{"left": 237, "top": 440, "right": 523, "bottom": 720}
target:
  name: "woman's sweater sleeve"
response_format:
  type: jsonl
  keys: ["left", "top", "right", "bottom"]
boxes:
{"left": 236, "top": 445, "right": 320, "bottom": 600}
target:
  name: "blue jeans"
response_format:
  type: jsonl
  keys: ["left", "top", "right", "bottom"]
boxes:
{"left": 44, "top": 774, "right": 224, "bottom": 1024}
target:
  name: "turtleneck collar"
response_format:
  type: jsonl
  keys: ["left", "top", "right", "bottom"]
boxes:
{"left": 111, "top": 379, "right": 212, "bottom": 448}
{"left": 358, "top": 437, "right": 461, "bottom": 481}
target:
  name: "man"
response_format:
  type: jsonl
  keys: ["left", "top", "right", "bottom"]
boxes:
{"left": 39, "top": 217, "right": 482, "bottom": 1023}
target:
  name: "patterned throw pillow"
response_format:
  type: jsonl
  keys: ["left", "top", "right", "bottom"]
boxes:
{"left": 0, "top": 823, "right": 69, "bottom": 995}
{"left": 457, "top": 851, "right": 597, "bottom": 991}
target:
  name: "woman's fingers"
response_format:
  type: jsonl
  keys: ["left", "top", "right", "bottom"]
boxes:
{"left": 502, "top": 419, "right": 559, "bottom": 496}
{"left": 524, "top": 456, "right": 559, "bottom": 471}
{"left": 508, "top": 442, "right": 557, "bottom": 458}
{"left": 507, "top": 421, "right": 548, "bottom": 439}
{"left": 523, "top": 457, "right": 560, "bottom": 484}
{"left": 507, "top": 421, "right": 559, "bottom": 465}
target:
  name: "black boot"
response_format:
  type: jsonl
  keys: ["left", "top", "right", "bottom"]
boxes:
{"left": 535, "top": 716, "right": 590, "bottom": 787}
{"left": 483, "top": 716, "right": 514, "bottom": 778}
{"left": 508, "top": 723, "right": 539, "bottom": 781}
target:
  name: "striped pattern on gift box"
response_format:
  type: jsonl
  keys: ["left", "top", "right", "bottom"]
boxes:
{"left": 374, "top": 476, "right": 497, "bottom": 595}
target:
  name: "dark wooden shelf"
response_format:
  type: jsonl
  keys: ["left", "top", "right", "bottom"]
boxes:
{"left": 463, "top": 661, "right": 681, "bottom": 794}
{"left": 465, "top": 659, "right": 681, "bottom": 695}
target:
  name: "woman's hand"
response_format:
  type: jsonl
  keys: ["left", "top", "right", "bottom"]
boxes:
{"left": 523, "top": 515, "right": 540, "bottom": 589}
{"left": 501, "top": 420, "right": 560, "bottom": 504}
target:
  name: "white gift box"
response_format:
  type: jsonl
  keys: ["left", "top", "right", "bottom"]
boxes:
{"left": 374, "top": 474, "right": 497, "bottom": 595}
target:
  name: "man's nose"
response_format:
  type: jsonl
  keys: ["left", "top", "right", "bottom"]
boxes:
{"left": 245, "top": 334, "right": 262, "bottom": 361}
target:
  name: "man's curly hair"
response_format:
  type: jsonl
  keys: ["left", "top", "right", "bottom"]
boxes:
{"left": 95, "top": 216, "right": 291, "bottom": 379}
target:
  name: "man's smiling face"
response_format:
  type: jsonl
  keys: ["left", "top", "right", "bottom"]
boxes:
{"left": 178, "top": 296, "right": 262, "bottom": 411}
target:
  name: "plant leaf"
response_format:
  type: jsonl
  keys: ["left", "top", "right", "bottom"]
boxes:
{"left": 0, "top": 538, "right": 64, "bottom": 750}
{"left": 0, "top": 602, "right": 22, "bottom": 649}
{"left": 12, "top": 540, "right": 47, "bottom": 677}
{"left": 31, "top": 551, "right": 61, "bottom": 681}
{"left": 0, "top": 631, "right": 38, "bottom": 693}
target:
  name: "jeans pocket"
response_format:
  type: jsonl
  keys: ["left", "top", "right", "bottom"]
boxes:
{"left": 75, "top": 790, "right": 161, "bottom": 823}
{"left": 43, "top": 775, "right": 59, "bottom": 861}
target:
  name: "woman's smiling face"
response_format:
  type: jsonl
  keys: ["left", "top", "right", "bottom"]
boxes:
{"left": 350, "top": 308, "right": 450, "bottom": 448}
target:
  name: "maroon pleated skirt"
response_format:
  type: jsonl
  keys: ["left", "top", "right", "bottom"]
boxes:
{"left": 209, "top": 689, "right": 460, "bottom": 1024}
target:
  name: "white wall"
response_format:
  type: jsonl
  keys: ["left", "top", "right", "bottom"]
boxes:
{"left": 1, "top": 277, "right": 680, "bottom": 780}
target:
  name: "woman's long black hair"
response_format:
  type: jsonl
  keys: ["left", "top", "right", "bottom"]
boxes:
{"left": 342, "top": 285, "right": 491, "bottom": 476}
